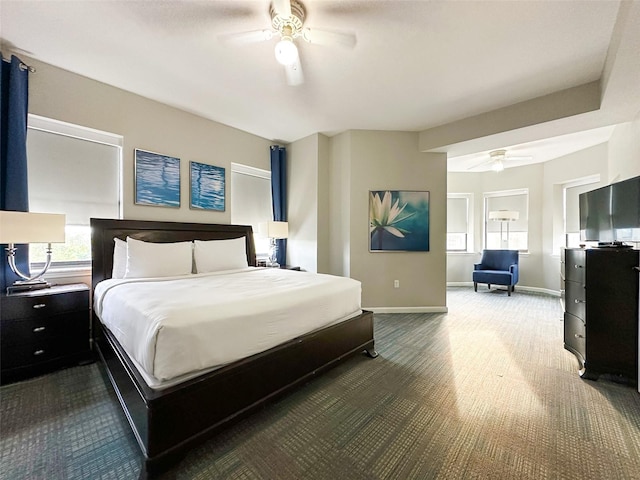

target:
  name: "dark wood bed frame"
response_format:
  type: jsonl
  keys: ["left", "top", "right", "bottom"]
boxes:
{"left": 90, "top": 218, "right": 377, "bottom": 477}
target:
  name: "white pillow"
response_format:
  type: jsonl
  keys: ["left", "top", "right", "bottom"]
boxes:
{"left": 194, "top": 237, "right": 248, "bottom": 273}
{"left": 112, "top": 237, "right": 127, "bottom": 279}
{"left": 124, "top": 237, "right": 193, "bottom": 279}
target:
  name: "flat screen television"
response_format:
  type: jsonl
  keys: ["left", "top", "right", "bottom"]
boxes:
{"left": 579, "top": 175, "right": 640, "bottom": 244}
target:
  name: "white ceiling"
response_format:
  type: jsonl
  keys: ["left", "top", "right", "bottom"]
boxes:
{"left": 2, "top": 0, "right": 639, "bottom": 171}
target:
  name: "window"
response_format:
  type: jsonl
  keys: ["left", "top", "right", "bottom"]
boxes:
{"left": 484, "top": 190, "right": 528, "bottom": 251}
{"left": 230, "top": 163, "right": 272, "bottom": 259}
{"left": 26, "top": 115, "right": 122, "bottom": 270}
{"left": 563, "top": 176, "right": 600, "bottom": 248}
{"left": 447, "top": 194, "right": 472, "bottom": 251}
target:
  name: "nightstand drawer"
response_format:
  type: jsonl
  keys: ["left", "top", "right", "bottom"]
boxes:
{"left": 1, "top": 311, "right": 89, "bottom": 348}
{"left": 1, "top": 289, "right": 89, "bottom": 321}
{"left": 1, "top": 333, "right": 89, "bottom": 370}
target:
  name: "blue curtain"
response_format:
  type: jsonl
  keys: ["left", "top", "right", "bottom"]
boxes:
{"left": 270, "top": 145, "right": 287, "bottom": 266}
{"left": 1, "top": 54, "right": 31, "bottom": 290}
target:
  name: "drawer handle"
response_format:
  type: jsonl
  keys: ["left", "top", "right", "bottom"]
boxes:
{"left": 574, "top": 334, "right": 584, "bottom": 339}
{"left": 574, "top": 299, "right": 585, "bottom": 304}
{"left": 574, "top": 265, "right": 583, "bottom": 269}
{"left": 32, "top": 303, "right": 46, "bottom": 309}
{"left": 33, "top": 326, "right": 46, "bottom": 333}
{"left": 33, "top": 350, "right": 45, "bottom": 356}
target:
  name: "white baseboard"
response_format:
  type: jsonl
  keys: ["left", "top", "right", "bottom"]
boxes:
{"left": 364, "top": 306, "right": 448, "bottom": 314}
{"left": 447, "top": 282, "right": 560, "bottom": 297}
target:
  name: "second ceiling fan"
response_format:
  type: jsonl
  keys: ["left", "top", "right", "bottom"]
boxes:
{"left": 219, "top": 0, "right": 357, "bottom": 86}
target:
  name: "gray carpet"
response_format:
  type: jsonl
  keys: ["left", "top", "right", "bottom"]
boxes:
{"left": 2, "top": 287, "right": 639, "bottom": 479}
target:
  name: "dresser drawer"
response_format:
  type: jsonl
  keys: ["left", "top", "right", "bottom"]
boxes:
{"left": 0, "top": 333, "right": 89, "bottom": 370}
{"left": 1, "top": 311, "right": 89, "bottom": 349}
{"left": 564, "top": 252, "right": 586, "bottom": 283}
{"left": 565, "top": 280, "right": 586, "bottom": 321}
{"left": 1, "top": 289, "right": 89, "bottom": 321}
{"left": 564, "top": 312, "right": 586, "bottom": 360}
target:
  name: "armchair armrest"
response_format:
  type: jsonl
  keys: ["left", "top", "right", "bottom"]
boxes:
{"left": 474, "top": 263, "right": 483, "bottom": 270}
{"left": 509, "top": 264, "right": 519, "bottom": 283}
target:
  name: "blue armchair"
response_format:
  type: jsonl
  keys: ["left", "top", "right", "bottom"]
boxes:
{"left": 473, "top": 250, "right": 519, "bottom": 296}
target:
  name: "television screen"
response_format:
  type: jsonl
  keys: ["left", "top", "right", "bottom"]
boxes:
{"left": 612, "top": 175, "right": 640, "bottom": 241}
{"left": 580, "top": 175, "right": 640, "bottom": 243}
{"left": 580, "top": 184, "right": 611, "bottom": 242}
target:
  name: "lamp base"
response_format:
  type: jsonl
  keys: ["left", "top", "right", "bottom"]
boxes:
{"left": 6, "top": 280, "right": 51, "bottom": 295}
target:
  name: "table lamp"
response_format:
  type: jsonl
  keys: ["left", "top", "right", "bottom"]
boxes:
{"left": 0, "top": 211, "right": 66, "bottom": 292}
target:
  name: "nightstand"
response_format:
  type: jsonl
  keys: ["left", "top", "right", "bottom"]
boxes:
{"left": 1, "top": 283, "right": 91, "bottom": 384}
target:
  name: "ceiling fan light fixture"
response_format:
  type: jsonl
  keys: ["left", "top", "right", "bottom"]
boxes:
{"left": 274, "top": 37, "right": 298, "bottom": 65}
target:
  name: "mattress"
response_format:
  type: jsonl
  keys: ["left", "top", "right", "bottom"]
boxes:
{"left": 94, "top": 267, "right": 362, "bottom": 389}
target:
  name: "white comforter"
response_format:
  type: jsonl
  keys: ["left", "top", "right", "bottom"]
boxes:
{"left": 94, "top": 268, "right": 361, "bottom": 387}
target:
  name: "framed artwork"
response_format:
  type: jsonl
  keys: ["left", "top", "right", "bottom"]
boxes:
{"left": 134, "top": 149, "right": 180, "bottom": 208}
{"left": 369, "top": 190, "right": 430, "bottom": 252}
{"left": 190, "top": 161, "right": 225, "bottom": 211}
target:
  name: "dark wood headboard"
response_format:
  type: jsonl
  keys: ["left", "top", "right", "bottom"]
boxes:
{"left": 90, "top": 218, "right": 257, "bottom": 288}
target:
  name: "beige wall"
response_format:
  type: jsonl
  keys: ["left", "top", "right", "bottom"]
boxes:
{"left": 288, "top": 134, "right": 320, "bottom": 272}
{"left": 25, "top": 57, "right": 272, "bottom": 287}
{"left": 328, "top": 132, "right": 352, "bottom": 277}
{"left": 287, "top": 133, "right": 331, "bottom": 273}
{"left": 27, "top": 58, "right": 272, "bottom": 225}
{"left": 346, "top": 131, "right": 447, "bottom": 311}
{"left": 608, "top": 113, "right": 640, "bottom": 183}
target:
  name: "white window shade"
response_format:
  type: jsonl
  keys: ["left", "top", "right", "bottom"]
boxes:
{"left": 447, "top": 197, "right": 468, "bottom": 233}
{"left": 231, "top": 166, "right": 272, "bottom": 256}
{"left": 27, "top": 129, "right": 120, "bottom": 225}
{"left": 231, "top": 170, "right": 272, "bottom": 229}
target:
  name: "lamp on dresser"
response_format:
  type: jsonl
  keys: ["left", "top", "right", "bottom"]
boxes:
{"left": 0, "top": 211, "right": 66, "bottom": 293}
{"left": 259, "top": 220, "right": 288, "bottom": 267}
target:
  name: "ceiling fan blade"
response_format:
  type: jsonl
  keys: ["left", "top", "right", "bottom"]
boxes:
{"left": 285, "top": 58, "right": 304, "bottom": 86}
{"left": 219, "top": 29, "right": 273, "bottom": 46}
{"left": 505, "top": 155, "right": 533, "bottom": 161}
{"left": 301, "top": 28, "right": 357, "bottom": 48}
{"left": 273, "top": 0, "right": 292, "bottom": 18}
{"left": 466, "top": 158, "right": 492, "bottom": 171}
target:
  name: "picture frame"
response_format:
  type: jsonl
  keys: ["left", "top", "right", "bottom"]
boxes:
{"left": 369, "top": 190, "right": 430, "bottom": 252}
{"left": 190, "top": 161, "right": 225, "bottom": 211}
{"left": 134, "top": 149, "right": 181, "bottom": 208}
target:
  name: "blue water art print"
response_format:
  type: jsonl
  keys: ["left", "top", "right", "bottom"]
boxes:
{"left": 190, "top": 161, "right": 225, "bottom": 211}
{"left": 135, "top": 149, "right": 181, "bottom": 208}
{"left": 369, "top": 190, "right": 430, "bottom": 252}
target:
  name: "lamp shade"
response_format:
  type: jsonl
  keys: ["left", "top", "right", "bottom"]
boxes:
{"left": 0, "top": 211, "right": 66, "bottom": 243}
{"left": 258, "top": 221, "right": 289, "bottom": 239}
{"left": 489, "top": 210, "right": 519, "bottom": 222}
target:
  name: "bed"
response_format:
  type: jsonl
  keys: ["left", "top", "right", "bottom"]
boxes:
{"left": 90, "top": 218, "right": 377, "bottom": 477}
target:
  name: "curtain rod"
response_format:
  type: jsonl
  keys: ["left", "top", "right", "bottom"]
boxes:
{"left": 1, "top": 57, "right": 36, "bottom": 73}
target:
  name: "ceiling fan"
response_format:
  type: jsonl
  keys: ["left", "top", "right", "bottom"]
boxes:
{"left": 468, "top": 149, "right": 533, "bottom": 172}
{"left": 219, "top": 0, "right": 357, "bottom": 86}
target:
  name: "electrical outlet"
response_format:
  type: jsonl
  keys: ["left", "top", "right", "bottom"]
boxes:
{"left": 394, "top": 280, "right": 400, "bottom": 288}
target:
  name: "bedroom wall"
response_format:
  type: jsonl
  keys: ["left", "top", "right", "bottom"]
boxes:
{"left": 607, "top": 112, "right": 640, "bottom": 183}
{"left": 344, "top": 131, "right": 448, "bottom": 311}
{"left": 540, "top": 143, "right": 608, "bottom": 291}
{"left": 288, "top": 134, "right": 321, "bottom": 272}
{"left": 328, "top": 132, "right": 352, "bottom": 278}
{"left": 25, "top": 57, "right": 273, "bottom": 226}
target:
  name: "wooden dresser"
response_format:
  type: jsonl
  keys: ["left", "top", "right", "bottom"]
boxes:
{"left": 562, "top": 247, "right": 639, "bottom": 383}
{"left": 1, "top": 283, "right": 91, "bottom": 384}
